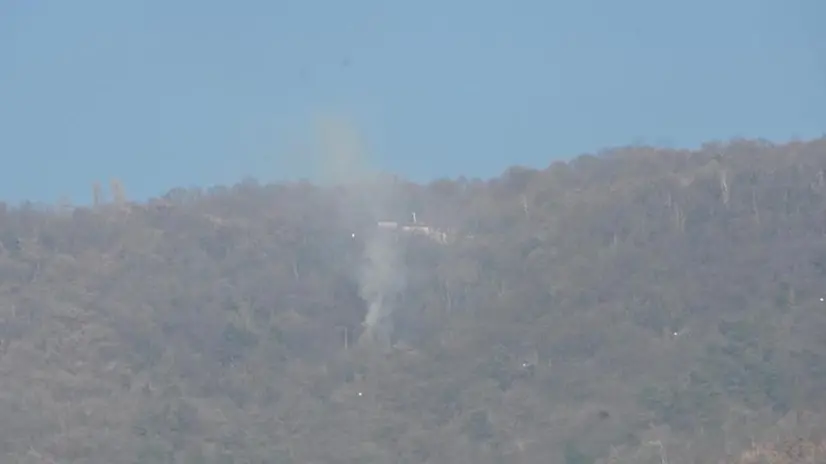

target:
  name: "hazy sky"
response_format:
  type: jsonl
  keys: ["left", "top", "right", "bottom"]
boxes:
{"left": 1, "top": 0, "right": 824, "bottom": 204}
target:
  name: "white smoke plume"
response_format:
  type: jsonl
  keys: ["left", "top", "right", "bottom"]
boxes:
{"left": 311, "top": 115, "right": 405, "bottom": 347}
{"left": 357, "top": 218, "right": 404, "bottom": 346}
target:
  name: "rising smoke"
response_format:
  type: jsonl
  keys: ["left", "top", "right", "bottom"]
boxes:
{"left": 312, "top": 115, "right": 405, "bottom": 347}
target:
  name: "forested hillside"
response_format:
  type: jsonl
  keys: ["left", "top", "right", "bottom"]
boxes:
{"left": 1, "top": 138, "right": 826, "bottom": 463}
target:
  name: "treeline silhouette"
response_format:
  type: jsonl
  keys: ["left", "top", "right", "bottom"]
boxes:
{"left": 1, "top": 138, "right": 825, "bottom": 463}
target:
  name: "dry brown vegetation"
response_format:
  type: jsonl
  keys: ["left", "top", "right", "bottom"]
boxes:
{"left": 1, "top": 138, "right": 826, "bottom": 463}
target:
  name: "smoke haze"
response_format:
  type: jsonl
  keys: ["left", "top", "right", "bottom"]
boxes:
{"left": 311, "top": 115, "right": 405, "bottom": 347}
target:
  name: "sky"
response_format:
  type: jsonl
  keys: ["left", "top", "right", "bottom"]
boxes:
{"left": 1, "top": 0, "right": 824, "bottom": 205}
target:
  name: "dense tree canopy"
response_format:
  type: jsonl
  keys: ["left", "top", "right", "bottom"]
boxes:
{"left": 1, "top": 138, "right": 826, "bottom": 463}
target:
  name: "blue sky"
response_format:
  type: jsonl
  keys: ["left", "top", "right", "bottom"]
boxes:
{"left": 1, "top": 0, "right": 824, "bottom": 204}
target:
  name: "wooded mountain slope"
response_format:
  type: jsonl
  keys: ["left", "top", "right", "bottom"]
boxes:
{"left": 1, "top": 138, "right": 826, "bottom": 463}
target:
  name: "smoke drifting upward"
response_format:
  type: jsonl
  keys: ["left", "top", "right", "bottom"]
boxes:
{"left": 358, "top": 222, "right": 404, "bottom": 346}
{"left": 311, "top": 115, "right": 405, "bottom": 347}
{"left": 313, "top": 115, "right": 373, "bottom": 187}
